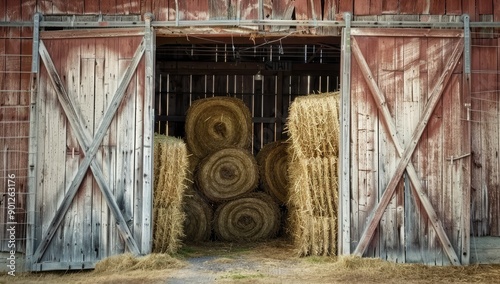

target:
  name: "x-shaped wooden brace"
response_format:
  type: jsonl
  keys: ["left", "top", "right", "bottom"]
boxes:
{"left": 33, "top": 38, "right": 145, "bottom": 263}
{"left": 351, "top": 36, "right": 464, "bottom": 265}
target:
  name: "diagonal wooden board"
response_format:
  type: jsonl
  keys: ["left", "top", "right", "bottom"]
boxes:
{"left": 33, "top": 39, "right": 145, "bottom": 263}
{"left": 351, "top": 36, "right": 464, "bottom": 265}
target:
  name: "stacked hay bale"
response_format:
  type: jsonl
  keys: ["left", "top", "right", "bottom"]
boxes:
{"left": 286, "top": 91, "right": 340, "bottom": 256}
{"left": 184, "top": 96, "right": 280, "bottom": 242}
{"left": 153, "top": 135, "right": 188, "bottom": 253}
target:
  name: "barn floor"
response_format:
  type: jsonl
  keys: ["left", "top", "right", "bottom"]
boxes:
{"left": 2, "top": 238, "right": 500, "bottom": 283}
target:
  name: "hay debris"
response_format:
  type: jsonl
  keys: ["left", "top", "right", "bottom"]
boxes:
{"left": 196, "top": 147, "right": 259, "bottom": 203}
{"left": 94, "top": 253, "right": 185, "bottom": 273}
{"left": 256, "top": 140, "right": 290, "bottom": 204}
{"left": 214, "top": 192, "right": 280, "bottom": 242}
{"left": 185, "top": 96, "right": 252, "bottom": 160}
{"left": 153, "top": 135, "right": 188, "bottom": 254}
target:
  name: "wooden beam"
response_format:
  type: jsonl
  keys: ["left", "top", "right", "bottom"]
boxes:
{"left": 33, "top": 39, "right": 145, "bottom": 262}
{"left": 351, "top": 36, "right": 464, "bottom": 265}
{"left": 351, "top": 28, "right": 464, "bottom": 38}
{"left": 40, "top": 28, "right": 145, "bottom": 39}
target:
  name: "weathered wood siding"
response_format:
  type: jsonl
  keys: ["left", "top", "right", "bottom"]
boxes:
{"left": 0, "top": 0, "right": 34, "bottom": 254}
{"left": 28, "top": 28, "right": 153, "bottom": 270}
{"left": 470, "top": 37, "right": 500, "bottom": 237}
{"left": 346, "top": 29, "right": 470, "bottom": 265}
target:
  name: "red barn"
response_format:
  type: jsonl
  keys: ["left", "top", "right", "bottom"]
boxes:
{"left": 0, "top": 0, "right": 499, "bottom": 270}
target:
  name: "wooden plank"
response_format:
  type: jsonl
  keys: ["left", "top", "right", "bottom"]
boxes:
{"left": 141, "top": 23, "right": 154, "bottom": 254}
{"left": 84, "top": 0, "right": 100, "bottom": 14}
{"left": 153, "top": 0, "right": 169, "bottom": 21}
{"left": 339, "top": 26, "right": 351, "bottom": 255}
{"left": 470, "top": 39, "right": 486, "bottom": 236}
{"left": 38, "top": 38, "right": 68, "bottom": 263}
{"left": 209, "top": 0, "right": 229, "bottom": 20}
{"left": 429, "top": 1, "right": 445, "bottom": 14}
{"left": 270, "top": 0, "right": 294, "bottom": 32}
{"left": 80, "top": 37, "right": 97, "bottom": 262}
{"left": 425, "top": 37, "right": 445, "bottom": 265}
{"left": 478, "top": 0, "right": 493, "bottom": 14}
{"left": 40, "top": 28, "right": 145, "bottom": 39}
{"left": 446, "top": 0, "right": 462, "bottom": 15}
{"left": 376, "top": 35, "right": 402, "bottom": 262}
{"left": 349, "top": 38, "right": 361, "bottom": 253}
{"left": 92, "top": 46, "right": 105, "bottom": 261}
{"left": 351, "top": 35, "right": 464, "bottom": 265}
{"left": 402, "top": 37, "right": 422, "bottom": 263}
{"left": 481, "top": 40, "right": 500, "bottom": 236}
{"left": 351, "top": 28, "right": 463, "bottom": 38}
{"left": 338, "top": 0, "right": 353, "bottom": 14}
{"left": 382, "top": 0, "right": 398, "bottom": 14}
{"left": 353, "top": 0, "right": 370, "bottom": 15}
{"left": 100, "top": 0, "right": 117, "bottom": 14}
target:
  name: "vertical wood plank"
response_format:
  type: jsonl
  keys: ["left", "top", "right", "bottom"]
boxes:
{"left": 446, "top": 0, "right": 462, "bottom": 15}
{"left": 416, "top": 37, "right": 430, "bottom": 263}
{"left": 80, "top": 37, "right": 97, "bottom": 262}
{"left": 210, "top": 0, "right": 229, "bottom": 20}
{"left": 93, "top": 38, "right": 106, "bottom": 261}
{"left": 338, "top": 0, "right": 353, "bottom": 13}
{"left": 84, "top": 0, "right": 100, "bottom": 14}
{"left": 462, "top": 0, "right": 477, "bottom": 22}
{"left": 382, "top": 0, "right": 398, "bottom": 14}
{"left": 481, "top": 40, "right": 500, "bottom": 236}
{"left": 377, "top": 35, "right": 401, "bottom": 262}
{"left": 349, "top": 37, "right": 361, "bottom": 253}
{"left": 102, "top": 36, "right": 119, "bottom": 257}
{"left": 401, "top": 37, "right": 422, "bottom": 263}
{"left": 62, "top": 37, "right": 82, "bottom": 263}
{"left": 100, "top": 0, "right": 117, "bottom": 14}
{"left": 426, "top": 37, "right": 445, "bottom": 264}
{"left": 353, "top": 0, "right": 370, "bottom": 15}
{"left": 478, "top": 0, "right": 493, "bottom": 14}
{"left": 429, "top": 0, "right": 445, "bottom": 14}
{"left": 469, "top": 39, "right": 484, "bottom": 236}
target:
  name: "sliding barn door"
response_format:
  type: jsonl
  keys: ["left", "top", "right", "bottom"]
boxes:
{"left": 340, "top": 28, "right": 470, "bottom": 265}
{"left": 27, "top": 27, "right": 155, "bottom": 271}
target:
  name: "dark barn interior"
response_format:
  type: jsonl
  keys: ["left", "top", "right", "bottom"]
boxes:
{"left": 154, "top": 35, "right": 341, "bottom": 153}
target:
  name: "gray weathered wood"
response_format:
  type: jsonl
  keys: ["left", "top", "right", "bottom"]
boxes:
{"left": 351, "top": 35, "right": 464, "bottom": 265}
{"left": 33, "top": 39, "right": 145, "bottom": 263}
{"left": 339, "top": 15, "right": 351, "bottom": 255}
{"left": 141, "top": 13, "right": 154, "bottom": 254}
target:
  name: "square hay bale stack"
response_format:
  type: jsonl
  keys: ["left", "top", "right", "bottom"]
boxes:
{"left": 286, "top": 92, "right": 340, "bottom": 256}
{"left": 153, "top": 135, "right": 188, "bottom": 253}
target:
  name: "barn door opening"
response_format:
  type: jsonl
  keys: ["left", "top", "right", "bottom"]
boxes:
{"left": 27, "top": 22, "right": 155, "bottom": 271}
{"left": 340, "top": 28, "right": 470, "bottom": 265}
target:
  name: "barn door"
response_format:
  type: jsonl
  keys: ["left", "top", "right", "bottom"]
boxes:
{"left": 339, "top": 28, "right": 470, "bottom": 265}
{"left": 27, "top": 22, "right": 155, "bottom": 271}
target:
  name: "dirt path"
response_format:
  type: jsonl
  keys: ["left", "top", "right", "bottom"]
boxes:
{"left": 2, "top": 239, "right": 500, "bottom": 283}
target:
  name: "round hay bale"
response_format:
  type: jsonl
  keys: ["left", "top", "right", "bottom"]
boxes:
{"left": 214, "top": 192, "right": 280, "bottom": 242}
{"left": 196, "top": 147, "right": 258, "bottom": 203}
{"left": 182, "top": 192, "right": 214, "bottom": 242}
{"left": 185, "top": 96, "right": 252, "bottom": 159}
{"left": 256, "top": 141, "right": 289, "bottom": 204}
